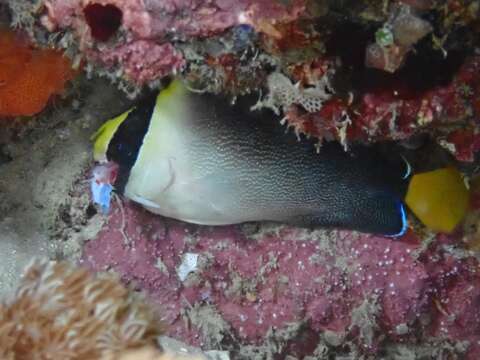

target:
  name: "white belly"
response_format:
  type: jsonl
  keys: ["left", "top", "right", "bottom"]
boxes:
{"left": 125, "top": 158, "right": 245, "bottom": 225}
{"left": 122, "top": 101, "right": 245, "bottom": 225}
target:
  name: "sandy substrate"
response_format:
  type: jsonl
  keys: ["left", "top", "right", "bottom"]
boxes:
{"left": 0, "top": 77, "right": 130, "bottom": 294}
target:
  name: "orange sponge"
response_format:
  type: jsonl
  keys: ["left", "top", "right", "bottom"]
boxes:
{"left": 405, "top": 167, "right": 470, "bottom": 233}
{"left": 0, "top": 29, "right": 76, "bottom": 117}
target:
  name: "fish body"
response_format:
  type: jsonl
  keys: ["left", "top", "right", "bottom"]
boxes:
{"left": 93, "top": 80, "right": 411, "bottom": 236}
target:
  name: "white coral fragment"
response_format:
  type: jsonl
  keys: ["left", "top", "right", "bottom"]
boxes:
{"left": 177, "top": 253, "right": 199, "bottom": 281}
{"left": 253, "top": 72, "right": 332, "bottom": 114}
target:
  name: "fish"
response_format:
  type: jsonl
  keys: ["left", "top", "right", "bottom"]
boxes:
{"left": 92, "top": 79, "right": 412, "bottom": 236}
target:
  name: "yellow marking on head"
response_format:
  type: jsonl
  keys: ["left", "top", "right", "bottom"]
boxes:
{"left": 92, "top": 79, "right": 187, "bottom": 163}
{"left": 155, "top": 79, "right": 187, "bottom": 108}
{"left": 406, "top": 167, "right": 470, "bottom": 233}
{"left": 91, "top": 109, "right": 132, "bottom": 162}
{"left": 134, "top": 79, "right": 188, "bottom": 161}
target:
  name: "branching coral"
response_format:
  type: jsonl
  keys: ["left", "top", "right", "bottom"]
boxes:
{"left": 254, "top": 72, "right": 332, "bottom": 116}
{"left": 0, "top": 259, "right": 164, "bottom": 359}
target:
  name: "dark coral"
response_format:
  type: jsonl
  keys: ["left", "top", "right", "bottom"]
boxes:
{"left": 83, "top": 3, "right": 123, "bottom": 42}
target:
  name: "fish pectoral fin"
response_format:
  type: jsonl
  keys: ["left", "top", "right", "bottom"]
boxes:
{"left": 179, "top": 170, "right": 248, "bottom": 197}
{"left": 132, "top": 157, "right": 176, "bottom": 198}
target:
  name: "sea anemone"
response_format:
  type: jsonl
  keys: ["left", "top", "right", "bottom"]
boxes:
{"left": 0, "top": 259, "right": 164, "bottom": 359}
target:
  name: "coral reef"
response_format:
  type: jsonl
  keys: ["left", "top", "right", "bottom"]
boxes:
{"left": 277, "top": 55, "right": 480, "bottom": 161}
{"left": 37, "top": 0, "right": 305, "bottom": 87}
{"left": 0, "top": 28, "right": 76, "bottom": 117}
{"left": 11, "top": 0, "right": 479, "bottom": 160}
{"left": 82, "top": 198, "right": 480, "bottom": 359}
{"left": 3, "top": 0, "right": 480, "bottom": 358}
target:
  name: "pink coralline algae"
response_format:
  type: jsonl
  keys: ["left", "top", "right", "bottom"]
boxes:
{"left": 43, "top": 0, "right": 305, "bottom": 39}
{"left": 91, "top": 41, "right": 185, "bottom": 85}
{"left": 41, "top": 0, "right": 306, "bottom": 84}
{"left": 426, "top": 244, "right": 480, "bottom": 357}
{"left": 82, "top": 200, "right": 480, "bottom": 358}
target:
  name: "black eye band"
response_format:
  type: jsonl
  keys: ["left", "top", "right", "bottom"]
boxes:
{"left": 107, "top": 94, "right": 157, "bottom": 194}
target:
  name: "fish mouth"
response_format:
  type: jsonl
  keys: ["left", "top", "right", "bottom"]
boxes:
{"left": 91, "top": 161, "right": 119, "bottom": 214}
{"left": 92, "top": 161, "right": 119, "bottom": 185}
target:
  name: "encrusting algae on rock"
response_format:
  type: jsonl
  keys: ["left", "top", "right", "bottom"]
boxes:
{"left": 0, "top": 28, "right": 76, "bottom": 117}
